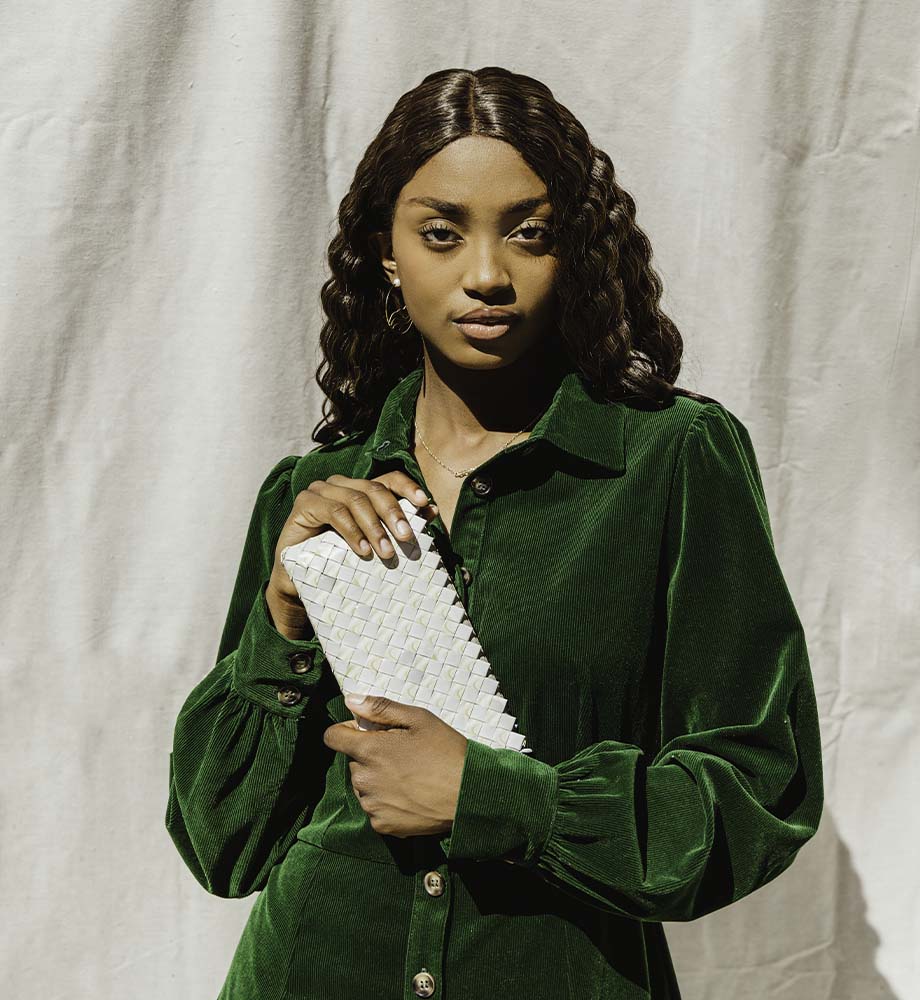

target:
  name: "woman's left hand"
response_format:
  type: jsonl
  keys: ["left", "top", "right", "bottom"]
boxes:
{"left": 322, "top": 695, "right": 469, "bottom": 838}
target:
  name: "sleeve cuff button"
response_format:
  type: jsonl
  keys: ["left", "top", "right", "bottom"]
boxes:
{"left": 277, "top": 685, "right": 303, "bottom": 706}
{"left": 287, "top": 651, "right": 314, "bottom": 674}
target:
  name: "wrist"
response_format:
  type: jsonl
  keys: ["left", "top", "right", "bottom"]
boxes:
{"left": 267, "top": 568, "right": 302, "bottom": 608}
{"left": 265, "top": 578, "right": 311, "bottom": 638}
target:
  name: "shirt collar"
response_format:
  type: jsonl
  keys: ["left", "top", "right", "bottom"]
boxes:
{"left": 352, "top": 362, "right": 626, "bottom": 479}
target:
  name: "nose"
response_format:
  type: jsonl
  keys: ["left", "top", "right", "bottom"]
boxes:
{"left": 462, "top": 239, "right": 512, "bottom": 297}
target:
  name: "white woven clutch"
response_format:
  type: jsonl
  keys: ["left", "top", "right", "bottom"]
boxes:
{"left": 279, "top": 497, "right": 531, "bottom": 754}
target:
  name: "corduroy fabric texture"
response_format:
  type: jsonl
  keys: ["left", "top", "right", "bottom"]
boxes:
{"left": 165, "top": 362, "right": 824, "bottom": 1000}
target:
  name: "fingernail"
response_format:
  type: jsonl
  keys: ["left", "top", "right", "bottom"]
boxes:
{"left": 414, "top": 489, "right": 428, "bottom": 502}
{"left": 346, "top": 693, "right": 366, "bottom": 705}
{"left": 396, "top": 519, "right": 411, "bottom": 536}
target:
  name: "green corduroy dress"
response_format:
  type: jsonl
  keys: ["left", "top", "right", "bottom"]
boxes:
{"left": 166, "top": 363, "right": 824, "bottom": 1000}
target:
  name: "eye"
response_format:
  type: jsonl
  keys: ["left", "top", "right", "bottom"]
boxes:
{"left": 516, "top": 223, "right": 553, "bottom": 241}
{"left": 419, "top": 223, "right": 458, "bottom": 244}
{"left": 418, "top": 222, "right": 554, "bottom": 246}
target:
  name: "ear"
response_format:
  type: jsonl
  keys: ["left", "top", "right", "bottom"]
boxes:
{"left": 369, "top": 230, "right": 397, "bottom": 284}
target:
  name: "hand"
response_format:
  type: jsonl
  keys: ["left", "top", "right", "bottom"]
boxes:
{"left": 322, "top": 695, "right": 469, "bottom": 839}
{"left": 269, "top": 471, "right": 439, "bottom": 603}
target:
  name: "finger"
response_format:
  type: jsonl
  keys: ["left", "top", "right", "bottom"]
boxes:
{"left": 346, "top": 694, "right": 415, "bottom": 729}
{"left": 306, "top": 480, "right": 400, "bottom": 559}
{"left": 374, "top": 471, "right": 434, "bottom": 511}
{"left": 301, "top": 481, "right": 376, "bottom": 558}
{"left": 322, "top": 720, "right": 361, "bottom": 757}
{"left": 374, "top": 471, "right": 440, "bottom": 523}
{"left": 349, "top": 761, "right": 368, "bottom": 801}
{"left": 322, "top": 475, "right": 423, "bottom": 556}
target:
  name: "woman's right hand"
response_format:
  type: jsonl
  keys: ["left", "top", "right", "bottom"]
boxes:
{"left": 267, "top": 471, "right": 439, "bottom": 604}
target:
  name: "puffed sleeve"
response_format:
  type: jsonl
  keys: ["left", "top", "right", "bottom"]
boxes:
{"left": 439, "top": 402, "right": 825, "bottom": 923}
{"left": 165, "top": 454, "right": 333, "bottom": 898}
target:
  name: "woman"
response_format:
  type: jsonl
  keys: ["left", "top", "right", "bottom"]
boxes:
{"left": 166, "top": 66, "right": 824, "bottom": 999}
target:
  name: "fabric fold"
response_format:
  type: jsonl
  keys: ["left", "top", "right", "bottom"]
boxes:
{"left": 439, "top": 404, "right": 824, "bottom": 924}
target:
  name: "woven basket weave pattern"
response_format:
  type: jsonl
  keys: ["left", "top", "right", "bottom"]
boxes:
{"left": 280, "top": 497, "right": 529, "bottom": 753}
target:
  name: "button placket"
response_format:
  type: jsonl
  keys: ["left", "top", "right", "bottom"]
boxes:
{"left": 450, "top": 468, "right": 491, "bottom": 614}
{"left": 403, "top": 863, "right": 449, "bottom": 1000}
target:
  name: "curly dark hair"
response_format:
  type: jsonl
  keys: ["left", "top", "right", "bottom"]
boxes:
{"left": 311, "top": 65, "right": 710, "bottom": 445}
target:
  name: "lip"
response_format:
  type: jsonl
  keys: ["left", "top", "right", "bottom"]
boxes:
{"left": 455, "top": 308, "right": 519, "bottom": 322}
{"left": 453, "top": 317, "right": 518, "bottom": 340}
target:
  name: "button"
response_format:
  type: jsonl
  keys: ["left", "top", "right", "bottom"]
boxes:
{"left": 412, "top": 969, "right": 436, "bottom": 997}
{"left": 276, "top": 685, "right": 303, "bottom": 706}
{"left": 423, "top": 870, "right": 445, "bottom": 896}
{"left": 459, "top": 566, "right": 472, "bottom": 585}
{"left": 470, "top": 474, "right": 493, "bottom": 497}
{"left": 287, "top": 650, "right": 314, "bottom": 674}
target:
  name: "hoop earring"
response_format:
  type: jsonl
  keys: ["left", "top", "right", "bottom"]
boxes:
{"left": 384, "top": 282, "right": 415, "bottom": 336}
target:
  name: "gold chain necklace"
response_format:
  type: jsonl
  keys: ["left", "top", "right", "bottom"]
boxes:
{"left": 414, "top": 408, "right": 543, "bottom": 478}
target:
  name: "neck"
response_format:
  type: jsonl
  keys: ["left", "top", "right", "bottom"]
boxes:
{"left": 413, "top": 338, "right": 570, "bottom": 454}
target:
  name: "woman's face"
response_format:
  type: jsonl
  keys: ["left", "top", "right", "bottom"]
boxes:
{"left": 377, "top": 135, "right": 559, "bottom": 370}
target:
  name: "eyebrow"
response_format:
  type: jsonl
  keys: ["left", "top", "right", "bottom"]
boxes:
{"left": 403, "top": 195, "right": 551, "bottom": 217}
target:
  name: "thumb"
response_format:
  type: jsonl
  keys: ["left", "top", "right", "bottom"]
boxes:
{"left": 344, "top": 692, "right": 409, "bottom": 726}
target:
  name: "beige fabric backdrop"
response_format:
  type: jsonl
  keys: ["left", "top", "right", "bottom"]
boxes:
{"left": 2, "top": 1, "right": 917, "bottom": 997}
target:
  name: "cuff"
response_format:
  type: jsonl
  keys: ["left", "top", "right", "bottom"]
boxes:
{"left": 231, "top": 580, "right": 327, "bottom": 717}
{"left": 439, "top": 738, "right": 559, "bottom": 865}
